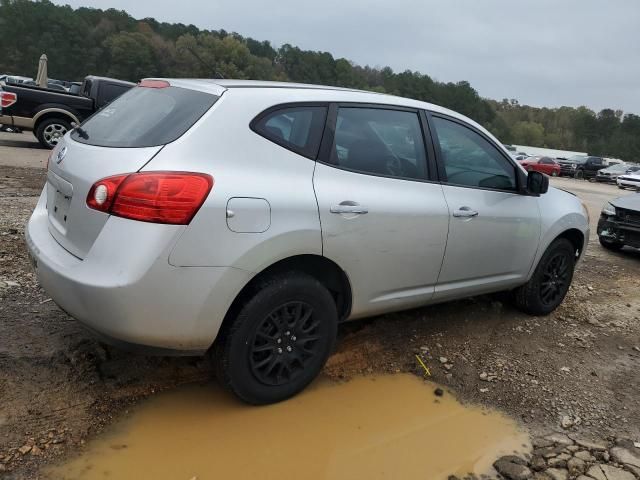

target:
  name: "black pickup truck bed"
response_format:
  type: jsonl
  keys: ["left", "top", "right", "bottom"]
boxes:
{"left": 0, "top": 76, "right": 134, "bottom": 148}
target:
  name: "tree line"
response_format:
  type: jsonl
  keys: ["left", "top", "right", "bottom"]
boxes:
{"left": 1, "top": 0, "right": 638, "bottom": 161}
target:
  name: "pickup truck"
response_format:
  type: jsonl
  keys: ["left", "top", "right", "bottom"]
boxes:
{"left": 557, "top": 155, "right": 606, "bottom": 179}
{"left": 0, "top": 76, "right": 134, "bottom": 148}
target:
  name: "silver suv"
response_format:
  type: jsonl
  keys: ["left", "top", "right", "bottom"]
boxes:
{"left": 26, "top": 79, "right": 589, "bottom": 404}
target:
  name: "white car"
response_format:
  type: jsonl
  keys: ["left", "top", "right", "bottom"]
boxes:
{"left": 26, "top": 79, "right": 590, "bottom": 404}
{"left": 617, "top": 173, "right": 640, "bottom": 190}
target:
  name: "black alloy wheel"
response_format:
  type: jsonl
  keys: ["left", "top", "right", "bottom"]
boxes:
{"left": 539, "top": 252, "right": 570, "bottom": 307}
{"left": 249, "top": 301, "right": 322, "bottom": 386}
{"left": 214, "top": 273, "right": 337, "bottom": 404}
{"left": 513, "top": 238, "right": 575, "bottom": 315}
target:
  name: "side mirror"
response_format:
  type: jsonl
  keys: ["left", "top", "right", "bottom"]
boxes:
{"left": 527, "top": 171, "right": 549, "bottom": 195}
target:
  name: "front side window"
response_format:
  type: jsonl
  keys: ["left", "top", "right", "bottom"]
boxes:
{"left": 252, "top": 106, "right": 327, "bottom": 159}
{"left": 330, "top": 107, "right": 427, "bottom": 180}
{"left": 432, "top": 116, "right": 517, "bottom": 190}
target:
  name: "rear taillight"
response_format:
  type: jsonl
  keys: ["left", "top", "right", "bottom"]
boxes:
{"left": 0, "top": 91, "right": 17, "bottom": 108}
{"left": 87, "top": 172, "right": 213, "bottom": 225}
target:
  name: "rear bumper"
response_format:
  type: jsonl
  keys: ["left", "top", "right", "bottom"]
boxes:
{"left": 26, "top": 190, "right": 251, "bottom": 354}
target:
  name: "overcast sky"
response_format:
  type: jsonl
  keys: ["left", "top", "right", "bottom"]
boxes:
{"left": 55, "top": 0, "right": 640, "bottom": 114}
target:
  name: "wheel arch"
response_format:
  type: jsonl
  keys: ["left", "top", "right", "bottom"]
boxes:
{"left": 217, "top": 255, "right": 353, "bottom": 345}
{"left": 33, "top": 108, "right": 79, "bottom": 132}
{"left": 555, "top": 228, "right": 585, "bottom": 259}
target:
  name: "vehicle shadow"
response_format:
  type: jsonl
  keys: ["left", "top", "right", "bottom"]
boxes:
{"left": 0, "top": 132, "right": 42, "bottom": 149}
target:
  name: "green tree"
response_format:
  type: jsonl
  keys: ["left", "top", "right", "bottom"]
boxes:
{"left": 2, "top": 0, "right": 640, "bottom": 160}
{"left": 511, "top": 121, "right": 545, "bottom": 146}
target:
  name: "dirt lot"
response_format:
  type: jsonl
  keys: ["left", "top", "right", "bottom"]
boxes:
{"left": 1, "top": 132, "right": 639, "bottom": 478}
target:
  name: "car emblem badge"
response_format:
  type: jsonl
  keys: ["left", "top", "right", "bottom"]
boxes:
{"left": 56, "top": 146, "right": 67, "bottom": 164}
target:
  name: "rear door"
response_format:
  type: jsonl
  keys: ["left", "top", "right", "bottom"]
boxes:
{"left": 313, "top": 104, "right": 449, "bottom": 318}
{"left": 427, "top": 113, "right": 541, "bottom": 300}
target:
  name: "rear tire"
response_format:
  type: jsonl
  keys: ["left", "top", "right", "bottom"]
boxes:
{"left": 599, "top": 237, "right": 624, "bottom": 251}
{"left": 513, "top": 238, "right": 575, "bottom": 316}
{"left": 35, "top": 118, "right": 71, "bottom": 149}
{"left": 214, "top": 273, "right": 338, "bottom": 404}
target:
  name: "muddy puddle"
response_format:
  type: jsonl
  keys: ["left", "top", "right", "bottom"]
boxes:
{"left": 46, "top": 374, "right": 529, "bottom": 480}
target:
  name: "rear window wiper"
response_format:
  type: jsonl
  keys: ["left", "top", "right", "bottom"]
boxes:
{"left": 71, "top": 122, "right": 89, "bottom": 139}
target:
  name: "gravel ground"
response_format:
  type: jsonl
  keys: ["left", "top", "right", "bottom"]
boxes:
{"left": 0, "top": 135, "right": 639, "bottom": 479}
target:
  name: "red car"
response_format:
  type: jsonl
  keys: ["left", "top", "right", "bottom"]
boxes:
{"left": 519, "top": 156, "right": 561, "bottom": 176}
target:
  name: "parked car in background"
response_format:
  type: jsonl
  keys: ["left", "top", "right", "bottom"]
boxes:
{"left": 557, "top": 155, "right": 605, "bottom": 179}
{"left": 557, "top": 155, "right": 586, "bottom": 176}
{"left": 596, "top": 163, "right": 640, "bottom": 183}
{"left": 617, "top": 173, "right": 640, "bottom": 190}
{"left": 598, "top": 194, "right": 640, "bottom": 250}
{"left": 510, "top": 152, "right": 530, "bottom": 161}
{"left": 519, "top": 156, "right": 561, "bottom": 176}
{"left": 26, "top": 79, "right": 589, "bottom": 404}
{"left": 0, "top": 75, "right": 134, "bottom": 148}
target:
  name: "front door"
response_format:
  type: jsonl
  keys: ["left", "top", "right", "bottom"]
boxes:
{"left": 313, "top": 105, "right": 449, "bottom": 318}
{"left": 428, "top": 114, "right": 541, "bottom": 300}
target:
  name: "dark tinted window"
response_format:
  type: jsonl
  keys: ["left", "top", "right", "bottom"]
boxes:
{"left": 432, "top": 116, "right": 516, "bottom": 190}
{"left": 568, "top": 155, "right": 587, "bottom": 164}
{"left": 71, "top": 86, "right": 218, "bottom": 148}
{"left": 97, "top": 83, "right": 132, "bottom": 107}
{"left": 253, "top": 106, "right": 327, "bottom": 159}
{"left": 330, "top": 107, "right": 427, "bottom": 180}
{"left": 540, "top": 157, "right": 555, "bottom": 164}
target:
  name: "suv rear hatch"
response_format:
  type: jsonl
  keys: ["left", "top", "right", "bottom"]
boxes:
{"left": 46, "top": 81, "right": 222, "bottom": 259}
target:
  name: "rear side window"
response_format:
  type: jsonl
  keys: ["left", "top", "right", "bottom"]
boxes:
{"left": 330, "top": 107, "right": 427, "bottom": 180}
{"left": 71, "top": 86, "right": 218, "bottom": 148}
{"left": 97, "top": 83, "right": 131, "bottom": 108}
{"left": 252, "top": 106, "right": 327, "bottom": 159}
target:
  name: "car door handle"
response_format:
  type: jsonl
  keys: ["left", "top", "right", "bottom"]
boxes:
{"left": 330, "top": 202, "right": 368, "bottom": 215}
{"left": 453, "top": 206, "right": 479, "bottom": 218}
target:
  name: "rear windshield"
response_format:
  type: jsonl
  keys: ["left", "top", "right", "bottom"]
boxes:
{"left": 71, "top": 86, "right": 218, "bottom": 148}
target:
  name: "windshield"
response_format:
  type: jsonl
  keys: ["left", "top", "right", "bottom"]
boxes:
{"left": 567, "top": 155, "right": 587, "bottom": 164}
{"left": 71, "top": 85, "right": 218, "bottom": 148}
{"left": 606, "top": 164, "right": 629, "bottom": 172}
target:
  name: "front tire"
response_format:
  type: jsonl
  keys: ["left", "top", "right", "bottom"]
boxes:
{"left": 35, "top": 118, "right": 71, "bottom": 149}
{"left": 214, "top": 273, "right": 338, "bottom": 404}
{"left": 575, "top": 169, "right": 584, "bottom": 179}
{"left": 513, "top": 238, "right": 575, "bottom": 315}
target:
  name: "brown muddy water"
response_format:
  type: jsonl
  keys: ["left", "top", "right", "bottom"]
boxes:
{"left": 46, "top": 374, "right": 529, "bottom": 480}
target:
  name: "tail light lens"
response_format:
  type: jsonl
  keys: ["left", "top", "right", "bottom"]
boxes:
{"left": 0, "top": 91, "right": 17, "bottom": 108}
{"left": 87, "top": 172, "right": 213, "bottom": 225}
